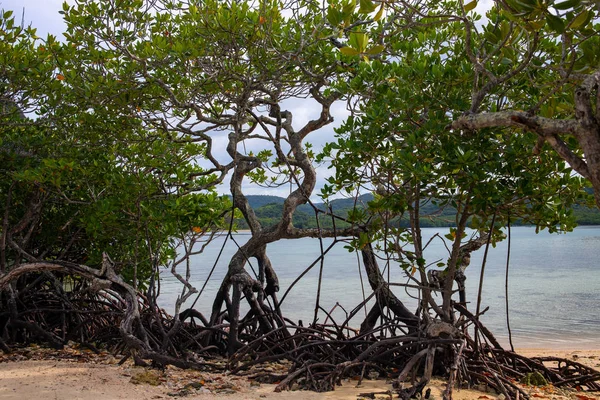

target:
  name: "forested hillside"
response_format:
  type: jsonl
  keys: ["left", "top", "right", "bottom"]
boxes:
{"left": 234, "top": 194, "right": 600, "bottom": 229}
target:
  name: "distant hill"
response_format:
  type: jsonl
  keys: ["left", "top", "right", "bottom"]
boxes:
{"left": 239, "top": 195, "right": 286, "bottom": 208}
{"left": 231, "top": 194, "right": 374, "bottom": 214}
{"left": 574, "top": 188, "right": 600, "bottom": 224}
{"left": 232, "top": 193, "right": 600, "bottom": 229}
{"left": 232, "top": 194, "right": 373, "bottom": 229}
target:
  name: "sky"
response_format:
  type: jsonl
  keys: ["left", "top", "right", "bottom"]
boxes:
{"left": 1, "top": 0, "right": 70, "bottom": 38}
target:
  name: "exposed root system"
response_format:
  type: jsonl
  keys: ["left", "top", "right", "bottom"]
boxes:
{"left": 1, "top": 259, "right": 598, "bottom": 399}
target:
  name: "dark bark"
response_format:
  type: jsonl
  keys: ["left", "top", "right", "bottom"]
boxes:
{"left": 360, "top": 243, "right": 419, "bottom": 332}
{"left": 359, "top": 300, "right": 383, "bottom": 334}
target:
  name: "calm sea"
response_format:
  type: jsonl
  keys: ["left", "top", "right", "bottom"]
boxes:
{"left": 158, "top": 226, "right": 600, "bottom": 349}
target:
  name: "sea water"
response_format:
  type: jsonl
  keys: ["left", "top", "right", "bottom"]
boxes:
{"left": 158, "top": 226, "right": 600, "bottom": 349}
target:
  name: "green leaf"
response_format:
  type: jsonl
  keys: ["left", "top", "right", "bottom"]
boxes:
{"left": 464, "top": 0, "right": 478, "bottom": 12}
{"left": 342, "top": 0, "right": 357, "bottom": 23}
{"left": 570, "top": 10, "right": 591, "bottom": 29}
{"left": 349, "top": 31, "right": 368, "bottom": 52}
{"left": 553, "top": 0, "right": 581, "bottom": 10}
{"left": 500, "top": 21, "right": 511, "bottom": 38}
{"left": 340, "top": 46, "right": 361, "bottom": 56}
{"left": 365, "top": 44, "right": 385, "bottom": 55}
{"left": 374, "top": 4, "right": 384, "bottom": 21}
{"left": 512, "top": 0, "right": 536, "bottom": 12}
{"left": 545, "top": 13, "right": 565, "bottom": 33}
{"left": 327, "top": 7, "right": 342, "bottom": 26}
{"left": 525, "top": 19, "right": 545, "bottom": 30}
{"left": 359, "top": 0, "right": 377, "bottom": 14}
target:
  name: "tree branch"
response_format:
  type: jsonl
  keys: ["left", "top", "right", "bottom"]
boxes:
{"left": 451, "top": 111, "right": 590, "bottom": 179}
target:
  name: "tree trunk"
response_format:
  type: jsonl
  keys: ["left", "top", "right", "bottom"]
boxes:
{"left": 360, "top": 243, "right": 419, "bottom": 333}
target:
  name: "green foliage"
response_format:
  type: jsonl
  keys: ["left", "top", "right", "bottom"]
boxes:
{"left": 2, "top": 0, "right": 347, "bottom": 290}
{"left": 2, "top": 0, "right": 597, "bottom": 293}
{"left": 1, "top": 113, "right": 230, "bottom": 286}
{"left": 321, "top": 9, "right": 590, "bottom": 268}
{"left": 0, "top": 11, "right": 230, "bottom": 288}
{"left": 55, "top": 0, "right": 337, "bottom": 123}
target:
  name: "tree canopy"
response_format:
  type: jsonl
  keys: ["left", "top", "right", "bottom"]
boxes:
{"left": 1, "top": 0, "right": 599, "bottom": 397}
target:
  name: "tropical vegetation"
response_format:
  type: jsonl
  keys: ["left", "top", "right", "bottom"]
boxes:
{"left": 1, "top": 0, "right": 599, "bottom": 397}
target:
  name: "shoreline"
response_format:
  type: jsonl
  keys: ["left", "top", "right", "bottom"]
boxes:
{"left": 1, "top": 346, "right": 599, "bottom": 400}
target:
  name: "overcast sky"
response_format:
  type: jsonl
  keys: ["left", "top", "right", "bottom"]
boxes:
{"left": 1, "top": 0, "right": 71, "bottom": 37}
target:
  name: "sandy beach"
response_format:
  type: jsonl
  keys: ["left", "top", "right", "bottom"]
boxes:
{"left": 0, "top": 347, "right": 599, "bottom": 400}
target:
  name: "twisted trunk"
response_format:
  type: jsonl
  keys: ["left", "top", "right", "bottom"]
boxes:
{"left": 207, "top": 87, "right": 340, "bottom": 350}
{"left": 359, "top": 243, "right": 419, "bottom": 333}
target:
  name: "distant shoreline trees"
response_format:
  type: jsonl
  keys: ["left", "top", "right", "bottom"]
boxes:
{"left": 233, "top": 195, "right": 600, "bottom": 229}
